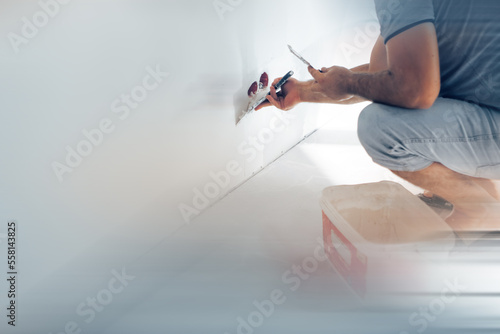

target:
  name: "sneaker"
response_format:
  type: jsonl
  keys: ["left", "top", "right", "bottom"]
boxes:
{"left": 418, "top": 193, "right": 454, "bottom": 219}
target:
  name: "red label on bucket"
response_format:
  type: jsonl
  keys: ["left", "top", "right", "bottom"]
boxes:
{"left": 323, "top": 211, "right": 368, "bottom": 297}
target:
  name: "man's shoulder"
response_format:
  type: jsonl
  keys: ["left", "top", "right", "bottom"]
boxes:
{"left": 375, "top": 0, "right": 435, "bottom": 44}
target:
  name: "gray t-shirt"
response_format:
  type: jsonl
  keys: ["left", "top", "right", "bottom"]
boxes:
{"left": 375, "top": 0, "right": 500, "bottom": 110}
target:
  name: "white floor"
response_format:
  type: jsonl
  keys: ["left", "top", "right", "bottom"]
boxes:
{"left": 13, "top": 116, "right": 500, "bottom": 334}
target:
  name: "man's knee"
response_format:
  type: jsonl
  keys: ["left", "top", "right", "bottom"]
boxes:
{"left": 357, "top": 103, "right": 393, "bottom": 151}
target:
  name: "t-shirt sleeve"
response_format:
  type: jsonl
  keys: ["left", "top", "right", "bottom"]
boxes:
{"left": 374, "top": 0, "right": 435, "bottom": 44}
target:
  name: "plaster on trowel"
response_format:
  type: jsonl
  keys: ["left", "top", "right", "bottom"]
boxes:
{"left": 237, "top": 45, "right": 323, "bottom": 124}
{"left": 237, "top": 70, "right": 294, "bottom": 124}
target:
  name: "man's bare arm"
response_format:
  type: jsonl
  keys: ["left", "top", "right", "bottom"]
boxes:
{"left": 309, "top": 23, "right": 441, "bottom": 109}
{"left": 299, "top": 36, "right": 388, "bottom": 105}
{"left": 298, "top": 63, "right": 369, "bottom": 105}
{"left": 263, "top": 23, "right": 440, "bottom": 111}
{"left": 258, "top": 63, "right": 372, "bottom": 110}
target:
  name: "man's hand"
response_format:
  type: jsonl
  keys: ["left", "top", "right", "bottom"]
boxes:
{"left": 308, "top": 66, "right": 354, "bottom": 102}
{"left": 255, "top": 77, "right": 302, "bottom": 111}
{"left": 256, "top": 63, "right": 374, "bottom": 111}
{"left": 256, "top": 67, "right": 369, "bottom": 111}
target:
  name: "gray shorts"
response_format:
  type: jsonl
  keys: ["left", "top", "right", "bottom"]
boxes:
{"left": 357, "top": 98, "right": 500, "bottom": 179}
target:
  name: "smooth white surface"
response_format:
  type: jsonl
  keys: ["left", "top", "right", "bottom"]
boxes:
{"left": 0, "top": 0, "right": 378, "bottom": 292}
{"left": 1, "top": 1, "right": 497, "bottom": 333}
{"left": 6, "top": 109, "right": 499, "bottom": 334}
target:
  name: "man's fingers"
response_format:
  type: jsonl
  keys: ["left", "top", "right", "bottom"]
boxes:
{"left": 308, "top": 65, "right": 323, "bottom": 82}
{"left": 266, "top": 95, "right": 281, "bottom": 109}
{"left": 255, "top": 100, "right": 271, "bottom": 110}
{"left": 253, "top": 76, "right": 289, "bottom": 111}
{"left": 271, "top": 77, "right": 282, "bottom": 87}
{"left": 270, "top": 86, "right": 279, "bottom": 100}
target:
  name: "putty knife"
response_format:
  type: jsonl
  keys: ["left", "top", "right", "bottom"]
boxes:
{"left": 288, "top": 44, "right": 323, "bottom": 72}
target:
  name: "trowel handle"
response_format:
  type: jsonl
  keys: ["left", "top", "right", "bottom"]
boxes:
{"left": 273, "top": 71, "right": 294, "bottom": 93}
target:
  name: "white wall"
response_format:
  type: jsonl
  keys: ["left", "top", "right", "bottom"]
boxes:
{"left": 0, "top": 0, "right": 378, "bottom": 291}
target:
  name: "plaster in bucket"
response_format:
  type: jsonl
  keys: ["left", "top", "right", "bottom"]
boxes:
{"left": 320, "top": 181, "right": 456, "bottom": 297}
